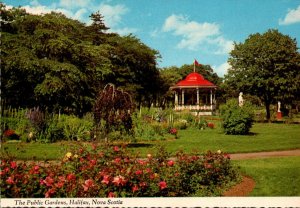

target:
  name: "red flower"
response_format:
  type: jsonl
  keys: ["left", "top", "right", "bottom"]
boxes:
{"left": 159, "top": 181, "right": 167, "bottom": 190}
{"left": 135, "top": 170, "right": 143, "bottom": 175}
{"left": 43, "top": 176, "right": 54, "bottom": 187}
{"left": 139, "top": 182, "right": 147, "bottom": 188}
{"left": 4, "top": 129, "right": 15, "bottom": 137}
{"left": 113, "top": 146, "right": 119, "bottom": 152}
{"left": 10, "top": 161, "right": 17, "bottom": 169}
{"left": 45, "top": 188, "right": 55, "bottom": 198}
{"left": 67, "top": 173, "right": 76, "bottom": 181}
{"left": 207, "top": 122, "right": 214, "bottom": 129}
{"left": 101, "top": 175, "right": 110, "bottom": 185}
{"left": 132, "top": 185, "right": 139, "bottom": 193}
{"left": 6, "top": 177, "right": 14, "bottom": 185}
{"left": 167, "top": 160, "right": 175, "bottom": 167}
{"left": 90, "top": 159, "right": 97, "bottom": 166}
{"left": 108, "top": 192, "right": 115, "bottom": 198}
{"left": 114, "top": 157, "right": 122, "bottom": 164}
{"left": 224, "top": 154, "right": 230, "bottom": 159}
{"left": 169, "top": 128, "right": 178, "bottom": 135}
{"left": 82, "top": 179, "right": 94, "bottom": 192}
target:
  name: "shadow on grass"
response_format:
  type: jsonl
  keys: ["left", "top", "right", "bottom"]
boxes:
{"left": 127, "top": 143, "right": 154, "bottom": 148}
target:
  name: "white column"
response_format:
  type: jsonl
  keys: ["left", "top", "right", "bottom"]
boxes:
{"left": 175, "top": 91, "right": 178, "bottom": 106}
{"left": 210, "top": 90, "right": 213, "bottom": 105}
{"left": 182, "top": 90, "right": 185, "bottom": 105}
{"left": 196, "top": 88, "right": 199, "bottom": 105}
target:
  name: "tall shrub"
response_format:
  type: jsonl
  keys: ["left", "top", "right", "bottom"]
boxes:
{"left": 93, "top": 84, "right": 135, "bottom": 140}
{"left": 220, "top": 99, "right": 254, "bottom": 135}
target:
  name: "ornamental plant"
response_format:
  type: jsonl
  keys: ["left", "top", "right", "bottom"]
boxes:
{"left": 1, "top": 144, "right": 240, "bottom": 197}
{"left": 220, "top": 99, "right": 254, "bottom": 135}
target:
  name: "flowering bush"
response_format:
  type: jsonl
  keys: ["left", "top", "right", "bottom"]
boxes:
{"left": 207, "top": 122, "right": 215, "bottom": 129}
{"left": 3, "top": 129, "right": 19, "bottom": 140}
{"left": 1, "top": 144, "right": 240, "bottom": 197}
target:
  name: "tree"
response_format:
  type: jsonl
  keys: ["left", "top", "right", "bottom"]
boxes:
{"left": 1, "top": 5, "right": 161, "bottom": 114}
{"left": 225, "top": 29, "right": 300, "bottom": 120}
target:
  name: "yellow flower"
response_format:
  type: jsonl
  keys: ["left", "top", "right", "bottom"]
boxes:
{"left": 217, "top": 150, "right": 222, "bottom": 154}
{"left": 65, "top": 152, "right": 72, "bottom": 159}
{"left": 74, "top": 154, "right": 78, "bottom": 158}
{"left": 28, "top": 132, "right": 34, "bottom": 139}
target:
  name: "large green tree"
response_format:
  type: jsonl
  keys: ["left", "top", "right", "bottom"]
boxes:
{"left": 1, "top": 4, "right": 160, "bottom": 114}
{"left": 225, "top": 29, "right": 300, "bottom": 120}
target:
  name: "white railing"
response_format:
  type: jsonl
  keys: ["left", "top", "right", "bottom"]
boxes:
{"left": 174, "top": 105, "right": 215, "bottom": 111}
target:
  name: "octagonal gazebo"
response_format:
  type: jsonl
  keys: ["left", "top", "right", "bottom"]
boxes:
{"left": 170, "top": 72, "right": 217, "bottom": 115}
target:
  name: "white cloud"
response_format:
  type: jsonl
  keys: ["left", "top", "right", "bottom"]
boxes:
{"left": 279, "top": 5, "right": 300, "bottom": 25}
{"left": 59, "top": 0, "right": 93, "bottom": 9}
{"left": 162, "top": 14, "right": 233, "bottom": 54}
{"left": 213, "top": 62, "right": 230, "bottom": 77}
{"left": 111, "top": 27, "right": 138, "bottom": 36}
{"left": 98, "top": 3, "right": 128, "bottom": 28}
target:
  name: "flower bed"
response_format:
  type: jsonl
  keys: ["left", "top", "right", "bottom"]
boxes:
{"left": 1, "top": 144, "right": 240, "bottom": 197}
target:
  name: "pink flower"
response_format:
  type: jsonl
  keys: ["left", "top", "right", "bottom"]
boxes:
{"left": 6, "top": 177, "right": 14, "bottom": 185}
{"left": 139, "top": 182, "right": 147, "bottom": 188}
{"left": 10, "top": 161, "right": 17, "bottom": 169}
{"left": 137, "top": 160, "right": 147, "bottom": 165}
{"left": 224, "top": 154, "right": 230, "bottom": 159}
{"left": 56, "top": 181, "right": 64, "bottom": 188}
{"left": 101, "top": 175, "right": 110, "bottom": 185}
{"left": 169, "top": 128, "right": 178, "bottom": 135}
{"left": 159, "top": 181, "right": 167, "bottom": 190}
{"left": 82, "top": 179, "right": 94, "bottom": 192}
{"left": 114, "top": 157, "right": 122, "bottom": 164}
{"left": 108, "top": 192, "right": 115, "bottom": 198}
{"left": 67, "top": 173, "right": 76, "bottom": 181}
{"left": 135, "top": 170, "right": 143, "bottom": 175}
{"left": 43, "top": 176, "right": 54, "bottom": 187}
{"left": 204, "top": 163, "right": 212, "bottom": 169}
{"left": 113, "top": 146, "right": 119, "bottom": 152}
{"left": 112, "top": 175, "right": 126, "bottom": 186}
{"left": 167, "top": 160, "right": 175, "bottom": 167}
{"left": 90, "top": 159, "right": 97, "bottom": 166}
{"left": 132, "top": 185, "right": 139, "bottom": 193}
{"left": 45, "top": 188, "right": 55, "bottom": 198}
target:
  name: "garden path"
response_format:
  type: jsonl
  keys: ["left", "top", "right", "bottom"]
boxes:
{"left": 223, "top": 149, "right": 300, "bottom": 196}
{"left": 229, "top": 149, "right": 300, "bottom": 160}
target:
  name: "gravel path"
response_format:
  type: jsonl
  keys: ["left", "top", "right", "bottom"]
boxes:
{"left": 229, "top": 149, "right": 300, "bottom": 160}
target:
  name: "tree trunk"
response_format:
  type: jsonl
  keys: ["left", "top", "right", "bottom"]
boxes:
{"left": 265, "top": 100, "right": 271, "bottom": 122}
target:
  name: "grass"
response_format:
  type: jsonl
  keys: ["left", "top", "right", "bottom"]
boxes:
{"left": 234, "top": 156, "right": 300, "bottom": 196}
{"left": 132, "top": 122, "right": 300, "bottom": 155}
{"left": 1, "top": 122, "right": 300, "bottom": 160}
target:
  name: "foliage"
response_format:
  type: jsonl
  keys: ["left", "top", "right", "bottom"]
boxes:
{"left": 1, "top": 4, "right": 160, "bottom": 114}
{"left": 220, "top": 99, "right": 254, "bottom": 135}
{"left": 93, "top": 84, "right": 135, "bottom": 140}
{"left": 226, "top": 29, "right": 300, "bottom": 121}
{"left": 1, "top": 144, "right": 240, "bottom": 197}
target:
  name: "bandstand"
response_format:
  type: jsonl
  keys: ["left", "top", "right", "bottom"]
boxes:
{"left": 170, "top": 72, "right": 217, "bottom": 115}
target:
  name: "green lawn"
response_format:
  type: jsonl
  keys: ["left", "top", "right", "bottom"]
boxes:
{"left": 1, "top": 123, "right": 300, "bottom": 160}
{"left": 234, "top": 156, "right": 300, "bottom": 196}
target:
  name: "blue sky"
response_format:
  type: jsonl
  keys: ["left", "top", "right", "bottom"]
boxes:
{"left": 3, "top": 0, "right": 300, "bottom": 76}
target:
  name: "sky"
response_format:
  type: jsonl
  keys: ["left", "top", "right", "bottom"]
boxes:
{"left": 3, "top": 0, "right": 300, "bottom": 77}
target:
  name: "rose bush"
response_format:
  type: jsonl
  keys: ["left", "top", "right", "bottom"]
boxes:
{"left": 1, "top": 144, "right": 240, "bottom": 197}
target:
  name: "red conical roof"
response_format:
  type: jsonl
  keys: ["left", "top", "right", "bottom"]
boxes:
{"left": 175, "top": 72, "right": 216, "bottom": 88}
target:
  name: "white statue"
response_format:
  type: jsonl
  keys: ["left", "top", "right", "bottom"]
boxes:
{"left": 238, "top": 92, "right": 244, "bottom": 107}
{"left": 278, "top": 101, "right": 281, "bottom": 112}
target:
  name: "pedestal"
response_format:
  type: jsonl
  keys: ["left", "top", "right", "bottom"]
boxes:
{"left": 277, "top": 112, "right": 282, "bottom": 119}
